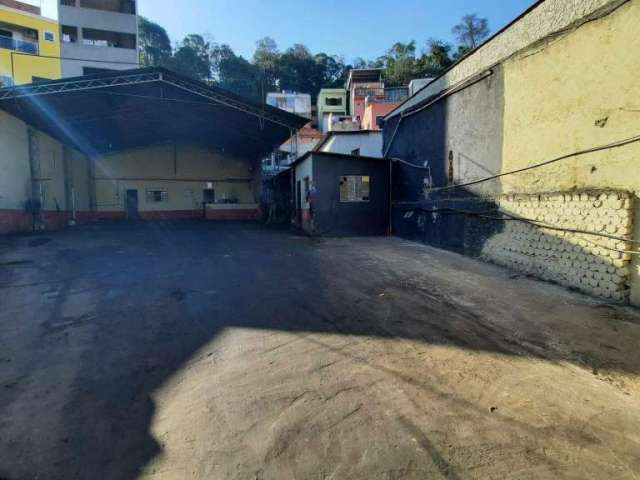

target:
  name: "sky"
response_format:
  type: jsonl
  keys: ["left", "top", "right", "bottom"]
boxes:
{"left": 34, "top": 0, "right": 536, "bottom": 62}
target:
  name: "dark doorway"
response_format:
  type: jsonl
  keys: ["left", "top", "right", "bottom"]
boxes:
{"left": 203, "top": 189, "right": 215, "bottom": 204}
{"left": 202, "top": 188, "right": 215, "bottom": 218}
{"left": 296, "top": 180, "right": 302, "bottom": 226}
{"left": 125, "top": 189, "right": 139, "bottom": 219}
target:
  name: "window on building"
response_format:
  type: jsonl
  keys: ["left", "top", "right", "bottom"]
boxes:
{"left": 339, "top": 176, "right": 370, "bottom": 203}
{"left": 351, "top": 148, "right": 361, "bottom": 157}
{"left": 83, "top": 66, "right": 115, "bottom": 75}
{"left": 60, "top": 0, "right": 76, "bottom": 6}
{"left": 61, "top": 25, "right": 78, "bottom": 43}
{"left": 146, "top": 189, "right": 168, "bottom": 203}
{"left": 325, "top": 97, "right": 343, "bottom": 107}
{"left": 79, "top": 0, "right": 136, "bottom": 14}
{"left": 0, "top": 25, "right": 39, "bottom": 53}
{"left": 44, "top": 31, "right": 55, "bottom": 42}
{"left": 82, "top": 27, "right": 136, "bottom": 49}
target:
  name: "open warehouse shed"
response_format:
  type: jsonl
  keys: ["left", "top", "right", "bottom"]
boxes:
{"left": 0, "top": 67, "right": 306, "bottom": 233}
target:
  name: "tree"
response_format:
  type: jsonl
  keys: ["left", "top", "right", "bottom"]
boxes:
{"left": 416, "top": 39, "right": 454, "bottom": 77}
{"left": 314, "top": 53, "right": 347, "bottom": 87}
{"left": 276, "top": 45, "right": 325, "bottom": 100}
{"left": 138, "top": 16, "right": 172, "bottom": 67}
{"left": 253, "top": 37, "right": 280, "bottom": 92}
{"left": 168, "top": 34, "right": 212, "bottom": 81}
{"left": 380, "top": 41, "right": 418, "bottom": 86}
{"left": 218, "top": 53, "right": 261, "bottom": 101}
{"left": 452, "top": 14, "right": 490, "bottom": 49}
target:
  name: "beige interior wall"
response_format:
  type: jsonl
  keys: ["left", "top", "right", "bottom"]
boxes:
{"left": 68, "top": 148, "right": 91, "bottom": 212}
{"left": 0, "top": 111, "right": 30, "bottom": 211}
{"left": 36, "top": 132, "right": 65, "bottom": 212}
{"left": 93, "top": 143, "right": 257, "bottom": 212}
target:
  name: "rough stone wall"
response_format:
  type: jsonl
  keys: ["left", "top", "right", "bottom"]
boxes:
{"left": 482, "top": 190, "right": 634, "bottom": 302}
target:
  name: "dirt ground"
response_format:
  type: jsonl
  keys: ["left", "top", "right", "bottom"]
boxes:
{"left": 1, "top": 221, "right": 639, "bottom": 480}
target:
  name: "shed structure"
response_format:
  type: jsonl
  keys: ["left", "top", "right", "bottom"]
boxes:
{"left": 291, "top": 151, "right": 390, "bottom": 236}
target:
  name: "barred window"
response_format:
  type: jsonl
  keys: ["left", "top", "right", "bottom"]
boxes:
{"left": 146, "top": 189, "right": 168, "bottom": 203}
{"left": 339, "top": 176, "right": 370, "bottom": 203}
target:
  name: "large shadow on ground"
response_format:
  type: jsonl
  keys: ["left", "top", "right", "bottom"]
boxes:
{"left": 0, "top": 220, "right": 639, "bottom": 479}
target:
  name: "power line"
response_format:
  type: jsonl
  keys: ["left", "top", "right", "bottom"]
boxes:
{"left": 421, "top": 133, "right": 640, "bottom": 194}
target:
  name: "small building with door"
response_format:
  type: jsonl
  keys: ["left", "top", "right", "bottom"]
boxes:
{"left": 291, "top": 151, "right": 390, "bottom": 236}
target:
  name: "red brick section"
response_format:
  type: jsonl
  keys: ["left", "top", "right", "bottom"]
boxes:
{"left": 301, "top": 209, "right": 314, "bottom": 234}
{"left": 0, "top": 0, "right": 40, "bottom": 14}
{"left": 0, "top": 208, "right": 260, "bottom": 234}
{"left": 0, "top": 210, "right": 31, "bottom": 234}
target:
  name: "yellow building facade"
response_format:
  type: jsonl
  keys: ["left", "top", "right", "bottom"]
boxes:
{"left": 0, "top": 4, "right": 61, "bottom": 86}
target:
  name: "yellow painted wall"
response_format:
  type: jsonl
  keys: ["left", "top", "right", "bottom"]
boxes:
{"left": 94, "top": 144, "right": 257, "bottom": 212}
{"left": 0, "top": 6, "right": 61, "bottom": 85}
{"left": 0, "top": 109, "right": 30, "bottom": 209}
{"left": 36, "top": 129, "right": 65, "bottom": 211}
{"left": 501, "top": 0, "right": 640, "bottom": 303}
{"left": 0, "top": 108, "right": 82, "bottom": 218}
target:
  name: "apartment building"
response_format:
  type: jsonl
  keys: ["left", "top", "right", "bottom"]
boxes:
{"left": 0, "top": 0, "right": 61, "bottom": 86}
{"left": 58, "top": 0, "right": 138, "bottom": 77}
{"left": 345, "top": 68, "right": 408, "bottom": 129}
{"left": 345, "top": 68, "right": 384, "bottom": 125}
{"left": 361, "top": 86, "right": 408, "bottom": 130}
{"left": 266, "top": 91, "right": 312, "bottom": 119}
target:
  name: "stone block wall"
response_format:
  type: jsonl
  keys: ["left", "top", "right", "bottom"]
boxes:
{"left": 482, "top": 190, "right": 634, "bottom": 302}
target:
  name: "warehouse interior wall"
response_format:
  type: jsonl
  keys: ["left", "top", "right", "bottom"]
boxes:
{"left": 92, "top": 143, "right": 257, "bottom": 219}
{"left": 0, "top": 108, "right": 261, "bottom": 230}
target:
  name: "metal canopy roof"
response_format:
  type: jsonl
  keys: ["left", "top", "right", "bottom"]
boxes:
{"left": 0, "top": 67, "right": 308, "bottom": 158}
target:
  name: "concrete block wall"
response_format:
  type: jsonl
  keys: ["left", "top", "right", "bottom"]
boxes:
{"left": 482, "top": 190, "right": 634, "bottom": 302}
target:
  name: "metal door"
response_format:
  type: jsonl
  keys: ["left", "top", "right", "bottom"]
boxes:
{"left": 125, "top": 189, "right": 139, "bottom": 219}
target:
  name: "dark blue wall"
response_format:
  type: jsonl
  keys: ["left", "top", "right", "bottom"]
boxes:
{"left": 383, "top": 68, "right": 505, "bottom": 254}
{"left": 311, "top": 153, "right": 390, "bottom": 236}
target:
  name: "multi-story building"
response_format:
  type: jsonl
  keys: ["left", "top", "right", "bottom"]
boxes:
{"left": 266, "top": 91, "right": 312, "bottom": 119}
{"left": 345, "top": 68, "right": 384, "bottom": 126}
{"left": 345, "top": 69, "right": 409, "bottom": 130}
{"left": 58, "top": 0, "right": 139, "bottom": 77}
{"left": 317, "top": 88, "right": 347, "bottom": 133}
{"left": 0, "top": 0, "right": 61, "bottom": 86}
{"left": 361, "top": 86, "right": 409, "bottom": 130}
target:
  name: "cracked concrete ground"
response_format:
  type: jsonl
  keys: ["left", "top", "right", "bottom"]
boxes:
{"left": 1, "top": 221, "right": 639, "bottom": 479}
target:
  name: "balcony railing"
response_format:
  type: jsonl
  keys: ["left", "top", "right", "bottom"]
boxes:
{"left": 354, "top": 87, "right": 410, "bottom": 103}
{"left": 354, "top": 87, "right": 385, "bottom": 98}
{"left": 0, "top": 36, "right": 38, "bottom": 55}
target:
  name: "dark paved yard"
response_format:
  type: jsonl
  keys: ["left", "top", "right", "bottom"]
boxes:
{"left": 1, "top": 221, "right": 640, "bottom": 479}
